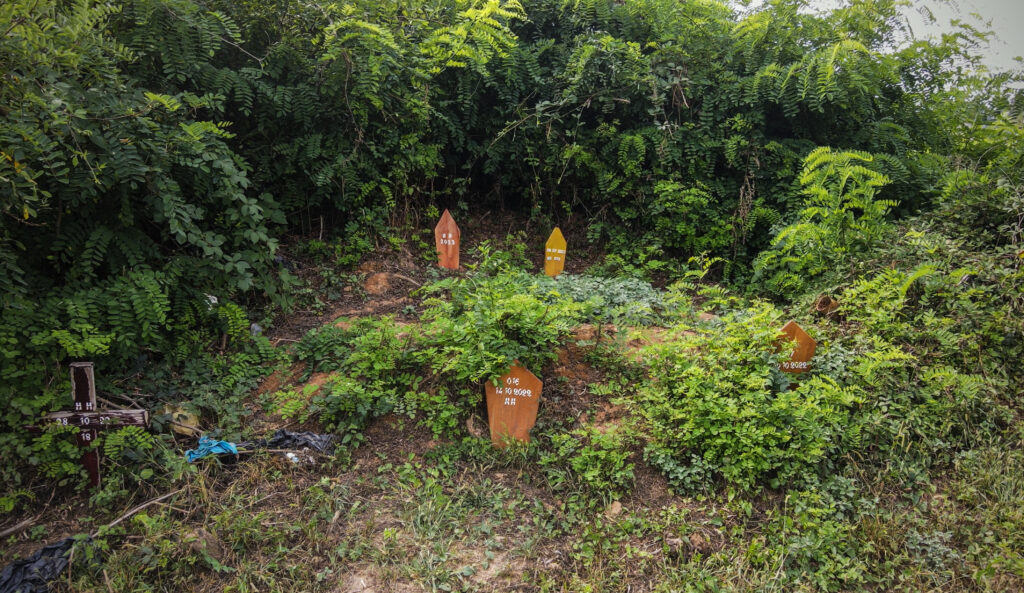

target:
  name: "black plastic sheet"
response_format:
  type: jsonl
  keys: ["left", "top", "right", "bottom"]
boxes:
{"left": 0, "top": 536, "right": 93, "bottom": 593}
{"left": 238, "top": 429, "right": 336, "bottom": 453}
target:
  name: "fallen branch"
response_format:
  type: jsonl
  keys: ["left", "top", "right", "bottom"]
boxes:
{"left": 391, "top": 273, "right": 422, "bottom": 288}
{"left": 0, "top": 516, "right": 36, "bottom": 538}
{"left": 92, "top": 489, "right": 185, "bottom": 537}
{"left": 168, "top": 419, "right": 202, "bottom": 436}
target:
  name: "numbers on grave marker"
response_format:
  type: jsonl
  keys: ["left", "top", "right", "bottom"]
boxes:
{"left": 544, "top": 228, "right": 567, "bottom": 277}
{"left": 434, "top": 210, "right": 461, "bottom": 269}
{"left": 35, "top": 363, "right": 151, "bottom": 489}
{"left": 485, "top": 364, "right": 543, "bottom": 447}
{"left": 778, "top": 321, "right": 817, "bottom": 375}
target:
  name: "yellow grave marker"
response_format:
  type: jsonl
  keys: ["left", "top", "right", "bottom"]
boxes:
{"left": 544, "top": 227, "right": 567, "bottom": 277}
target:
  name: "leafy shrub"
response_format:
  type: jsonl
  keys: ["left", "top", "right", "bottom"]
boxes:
{"left": 834, "top": 272, "right": 1014, "bottom": 468}
{"left": 540, "top": 274, "right": 666, "bottom": 325}
{"left": 0, "top": 0, "right": 288, "bottom": 488}
{"left": 751, "top": 220, "right": 1018, "bottom": 477}
{"left": 540, "top": 426, "right": 635, "bottom": 498}
{"left": 753, "top": 148, "right": 897, "bottom": 295}
{"left": 838, "top": 229, "right": 1023, "bottom": 380}
{"left": 289, "top": 317, "right": 429, "bottom": 442}
{"left": 649, "top": 181, "right": 732, "bottom": 255}
{"left": 417, "top": 260, "right": 590, "bottom": 384}
{"left": 758, "top": 479, "right": 868, "bottom": 591}
{"left": 934, "top": 111, "right": 1024, "bottom": 247}
{"left": 639, "top": 305, "right": 861, "bottom": 491}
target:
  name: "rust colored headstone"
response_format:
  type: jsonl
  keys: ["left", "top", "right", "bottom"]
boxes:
{"left": 485, "top": 364, "right": 543, "bottom": 447}
{"left": 434, "top": 209, "right": 460, "bottom": 269}
{"left": 28, "top": 363, "right": 149, "bottom": 489}
{"left": 544, "top": 227, "right": 567, "bottom": 277}
{"left": 778, "top": 320, "right": 817, "bottom": 374}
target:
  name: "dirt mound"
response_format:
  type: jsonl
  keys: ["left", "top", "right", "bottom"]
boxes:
{"left": 350, "top": 414, "right": 443, "bottom": 466}
{"left": 255, "top": 362, "right": 307, "bottom": 397}
{"left": 363, "top": 272, "right": 392, "bottom": 295}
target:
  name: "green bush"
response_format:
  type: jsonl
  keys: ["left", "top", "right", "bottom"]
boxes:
{"left": 289, "top": 317, "right": 429, "bottom": 442}
{"left": 753, "top": 148, "right": 897, "bottom": 296}
{"left": 540, "top": 426, "right": 635, "bottom": 498}
{"left": 934, "top": 111, "right": 1024, "bottom": 247}
{"left": 833, "top": 262, "right": 1015, "bottom": 468}
{"left": 639, "top": 305, "right": 860, "bottom": 491}
{"left": 539, "top": 274, "right": 667, "bottom": 325}
{"left": 417, "top": 254, "right": 591, "bottom": 384}
{"left": 758, "top": 478, "right": 868, "bottom": 591}
{"left": 0, "top": 0, "right": 288, "bottom": 485}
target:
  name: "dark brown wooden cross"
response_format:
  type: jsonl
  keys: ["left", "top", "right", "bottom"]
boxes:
{"left": 33, "top": 363, "right": 149, "bottom": 488}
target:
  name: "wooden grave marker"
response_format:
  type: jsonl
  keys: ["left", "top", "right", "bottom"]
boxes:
{"left": 30, "top": 362, "right": 149, "bottom": 488}
{"left": 485, "top": 364, "right": 542, "bottom": 447}
{"left": 544, "top": 227, "right": 567, "bottom": 277}
{"left": 778, "top": 320, "right": 816, "bottom": 374}
{"left": 434, "top": 209, "right": 461, "bottom": 269}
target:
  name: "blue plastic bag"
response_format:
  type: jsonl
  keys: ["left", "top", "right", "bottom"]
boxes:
{"left": 185, "top": 435, "right": 238, "bottom": 462}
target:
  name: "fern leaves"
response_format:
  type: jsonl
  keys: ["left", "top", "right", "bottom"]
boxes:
{"left": 420, "top": 0, "right": 526, "bottom": 74}
{"left": 754, "top": 147, "right": 896, "bottom": 295}
{"left": 745, "top": 39, "right": 878, "bottom": 114}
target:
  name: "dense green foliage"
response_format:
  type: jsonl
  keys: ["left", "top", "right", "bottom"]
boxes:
{"left": 4, "top": 0, "right": 1016, "bottom": 402}
{"left": 2, "top": 1, "right": 1024, "bottom": 590}
{"left": 275, "top": 247, "right": 661, "bottom": 443}
{"left": 641, "top": 304, "right": 861, "bottom": 492}
{"left": 0, "top": 0, "right": 288, "bottom": 462}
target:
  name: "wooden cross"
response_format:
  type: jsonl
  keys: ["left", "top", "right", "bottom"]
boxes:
{"left": 33, "top": 363, "right": 149, "bottom": 488}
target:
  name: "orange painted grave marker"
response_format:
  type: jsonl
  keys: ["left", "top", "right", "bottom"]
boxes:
{"left": 778, "top": 320, "right": 816, "bottom": 374}
{"left": 485, "top": 364, "right": 542, "bottom": 447}
{"left": 544, "top": 227, "right": 567, "bottom": 277}
{"left": 434, "top": 209, "right": 460, "bottom": 269}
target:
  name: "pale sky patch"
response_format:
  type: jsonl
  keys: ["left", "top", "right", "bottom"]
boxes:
{"left": 733, "top": 1, "right": 1024, "bottom": 74}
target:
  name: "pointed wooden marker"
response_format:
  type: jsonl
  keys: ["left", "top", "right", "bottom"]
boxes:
{"left": 778, "top": 320, "right": 816, "bottom": 374}
{"left": 485, "top": 364, "right": 543, "bottom": 447}
{"left": 544, "top": 227, "right": 567, "bottom": 277}
{"left": 434, "top": 209, "right": 460, "bottom": 270}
